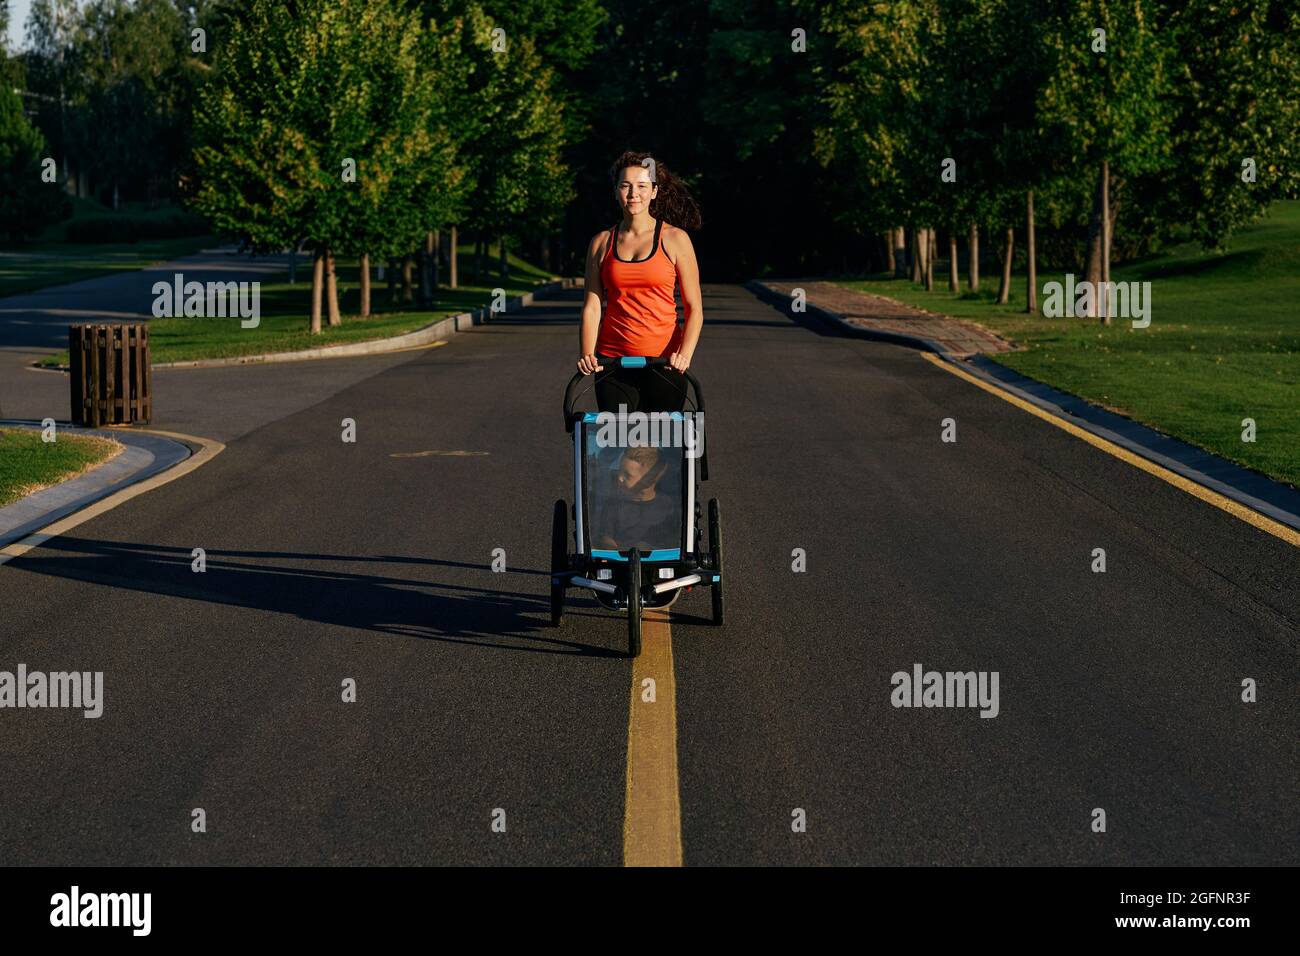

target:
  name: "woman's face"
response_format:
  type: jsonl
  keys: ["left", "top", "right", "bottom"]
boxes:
{"left": 615, "top": 165, "right": 657, "bottom": 216}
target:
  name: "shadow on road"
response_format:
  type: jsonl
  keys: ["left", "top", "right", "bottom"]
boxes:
{"left": 14, "top": 536, "right": 624, "bottom": 658}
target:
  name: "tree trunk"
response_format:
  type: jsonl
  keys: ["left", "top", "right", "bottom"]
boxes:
{"left": 948, "top": 232, "right": 959, "bottom": 292}
{"left": 910, "top": 226, "right": 921, "bottom": 283}
{"left": 359, "top": 253, "right": 371, "bottom": 318}
{"left": 388, "top": 258, "right": 399, "bottom": 304}
{"left": 310, "top": 248, "right": 324, "bottom": 334}
{"left": 499, "top": 234, "right": 509, "bottom": 280}
{"left": 401, "top": 254, "right": 415, "bottom": 304}
{"left": 924, "top": 228, "right": 935, "bottom": 291}
{"left": 431, "top": 230, "right": 441, "bottom": 291}
{"left": 475, "top": 238, "right": 484, "bottom": 282}
{"left": 1025, "top": 190, "right": 1038, "bottom": 314}
{"left": 894, "top": 227, "right": 908, "bottom": 278}
{"left": 1108, "top": 194, "right": 1122, "bottom": 264}
{"left": 968, "top": 223, "right": 979, "bottom": 292}
{"left": 418, "top": 232, "right": 433, "bottom": 307}
{"left": 997, "top": 227, "right": 1014, "bottom": 305}
{"left": 1083, "top": 166, "right": 1105, "bottom": 318}
{"left": 1100, "top": 159, "right": 1111, "bottom": 325}
{"left": 884, "top": 231, "right": 896, "bottom": 274}
{"left": 288, "top": 243, "right": 298, "bottom": 286}
{"left": 449, "top": 226, "right": 458, "bottom": 289}
{"left": 326, "top": 250, "right": 341, "bottom": 326}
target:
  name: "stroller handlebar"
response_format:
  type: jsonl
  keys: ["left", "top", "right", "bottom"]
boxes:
{"left": 564, "top": 355, "right": 706, "bottom": 432}
{"left": 584, "top": 355, "right": 668, "bottom": 369}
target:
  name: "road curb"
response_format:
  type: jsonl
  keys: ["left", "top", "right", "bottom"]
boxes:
{"left": 34, "top": 278, "right": 578, "bottom": 373}
{"left": 935, "top": 354, "right": 1300, "bottom": 536}
{"left": 0, "top": 423, "right": 224, "bottom": 565}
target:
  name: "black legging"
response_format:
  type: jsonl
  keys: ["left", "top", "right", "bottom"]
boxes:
{"left": 595, "top": 366, "right": 688, "bottom": 413}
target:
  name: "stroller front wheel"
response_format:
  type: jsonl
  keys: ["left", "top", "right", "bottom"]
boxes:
{"left": 627, "top": 549, "right": 642, "bottom": 658}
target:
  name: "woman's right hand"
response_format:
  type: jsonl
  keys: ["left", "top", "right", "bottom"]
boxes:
{"left": 577, "top": 354, "right": 605, "bottom": 375}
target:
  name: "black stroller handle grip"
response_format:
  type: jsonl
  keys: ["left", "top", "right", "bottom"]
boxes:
{"left": 564, "top": 356, "right": 707, "bottom": 439}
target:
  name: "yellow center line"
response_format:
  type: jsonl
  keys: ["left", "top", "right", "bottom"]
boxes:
{"left": 388, "top": 450, "right": 490, "bottom": 458}
{"left": 921, "top": 351, "right": 1300, "bottom": 549}
{"left": 623, "top": 607, "right": 683, "bottom": 866}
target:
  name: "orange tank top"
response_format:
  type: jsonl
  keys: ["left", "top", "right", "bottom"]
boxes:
{"left": 596, "top": 218, "right": 682, "bottom": 358}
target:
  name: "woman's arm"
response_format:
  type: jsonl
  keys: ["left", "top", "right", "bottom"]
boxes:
{"left": 664, "top": 225, "right": 702, "bottom": 372}
{"left": 578, "top": 232, "right": 608, "bottom": 374}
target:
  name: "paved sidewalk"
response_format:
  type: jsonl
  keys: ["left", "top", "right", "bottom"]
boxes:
{"left": 761, "top": 279, "right": 1015, "bottom": 356}
{"left": 0, "top": 423, "right": 191, "bottom": 550}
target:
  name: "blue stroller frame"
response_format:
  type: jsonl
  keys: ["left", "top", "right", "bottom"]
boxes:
{"left": 552, "top": 356, "right": 724, "bottom": 657}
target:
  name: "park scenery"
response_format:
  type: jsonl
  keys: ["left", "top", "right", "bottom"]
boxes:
{"left": 0, "top": 0, "right": 1297, "bottom": 901}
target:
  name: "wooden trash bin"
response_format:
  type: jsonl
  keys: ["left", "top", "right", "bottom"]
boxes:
{"left": 69, "top": 324, "right": 152, "bottom": 426}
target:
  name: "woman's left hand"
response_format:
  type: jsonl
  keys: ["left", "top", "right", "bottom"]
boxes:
{"left": 667, "top": 351, "right": 692, "bottom": 372}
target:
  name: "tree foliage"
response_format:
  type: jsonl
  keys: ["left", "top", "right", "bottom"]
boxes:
{"left": 189, "top": 0, "right": 462, "bottom": 257}
{"left": 0, "top": 82, "right": 68, "bottom": 240}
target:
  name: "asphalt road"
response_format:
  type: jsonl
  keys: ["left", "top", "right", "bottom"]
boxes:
{"left": 1, "top": 284, "right": 1296, "bottom": 865}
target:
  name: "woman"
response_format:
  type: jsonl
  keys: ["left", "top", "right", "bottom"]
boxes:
{"left": 577, "top": 151, "right": 704, "bottom": 413}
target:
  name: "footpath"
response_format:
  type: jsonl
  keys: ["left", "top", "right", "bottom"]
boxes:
{"left": 755, "top": 279, "right": 1015, "bottom": 357}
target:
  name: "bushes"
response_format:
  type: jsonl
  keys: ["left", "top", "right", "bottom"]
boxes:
{"left": 65, "top": 210, "right": 211, "bottom": 244}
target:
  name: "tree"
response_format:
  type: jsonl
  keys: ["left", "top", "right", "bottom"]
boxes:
{"left": 189, "top": 0, "right": 464, "bottom": 332}
{"left": 1037, "top": 0, "right": 1173, "bottom": 321}
{"left": 340, "top": 9, "right": 472, "bottom": 316}
{"left": 67, "top": 0, "right": 191, "bottom": 208}
{"left": 427, "top": 0, "right": 602, "bottom": 150}
{"left": 0, "top": 82, "right": 68, "bottom": 240}
{"left": 912, "top": 0, "right": 1083, "bottom": 311}
{"left": 418, "top": 0, "right": 600, "bottom": 279}
{"left": 1122, "top": 0, "right": 1300, "bottom": 252}
{"left": 0, "top": 3, "right": 17, "bottom": 89}
{"left": 449, "top": 4, "right": 573, "bottom": 280}
{"left": 814, "top": 0, "right": 941, "bottom": 281}
{"left": 21, "top": 0, "right": 79, "bottom": 192}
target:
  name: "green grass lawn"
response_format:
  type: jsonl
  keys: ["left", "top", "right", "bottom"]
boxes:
{"left": 38, "top": 243, "right": 555, "bottom": 366}
{"left": 836, "top": 200, "right": 1300, "bottom": 489}
{"left": 0, "top": 428, "right": 122, "bottom": 507}
{"left": 0, "top": 236, "right": 220, "bottom": 298}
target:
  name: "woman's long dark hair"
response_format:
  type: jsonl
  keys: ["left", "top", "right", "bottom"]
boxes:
{"left": 608, "top": 151, "right": 702, "bottom": 231}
